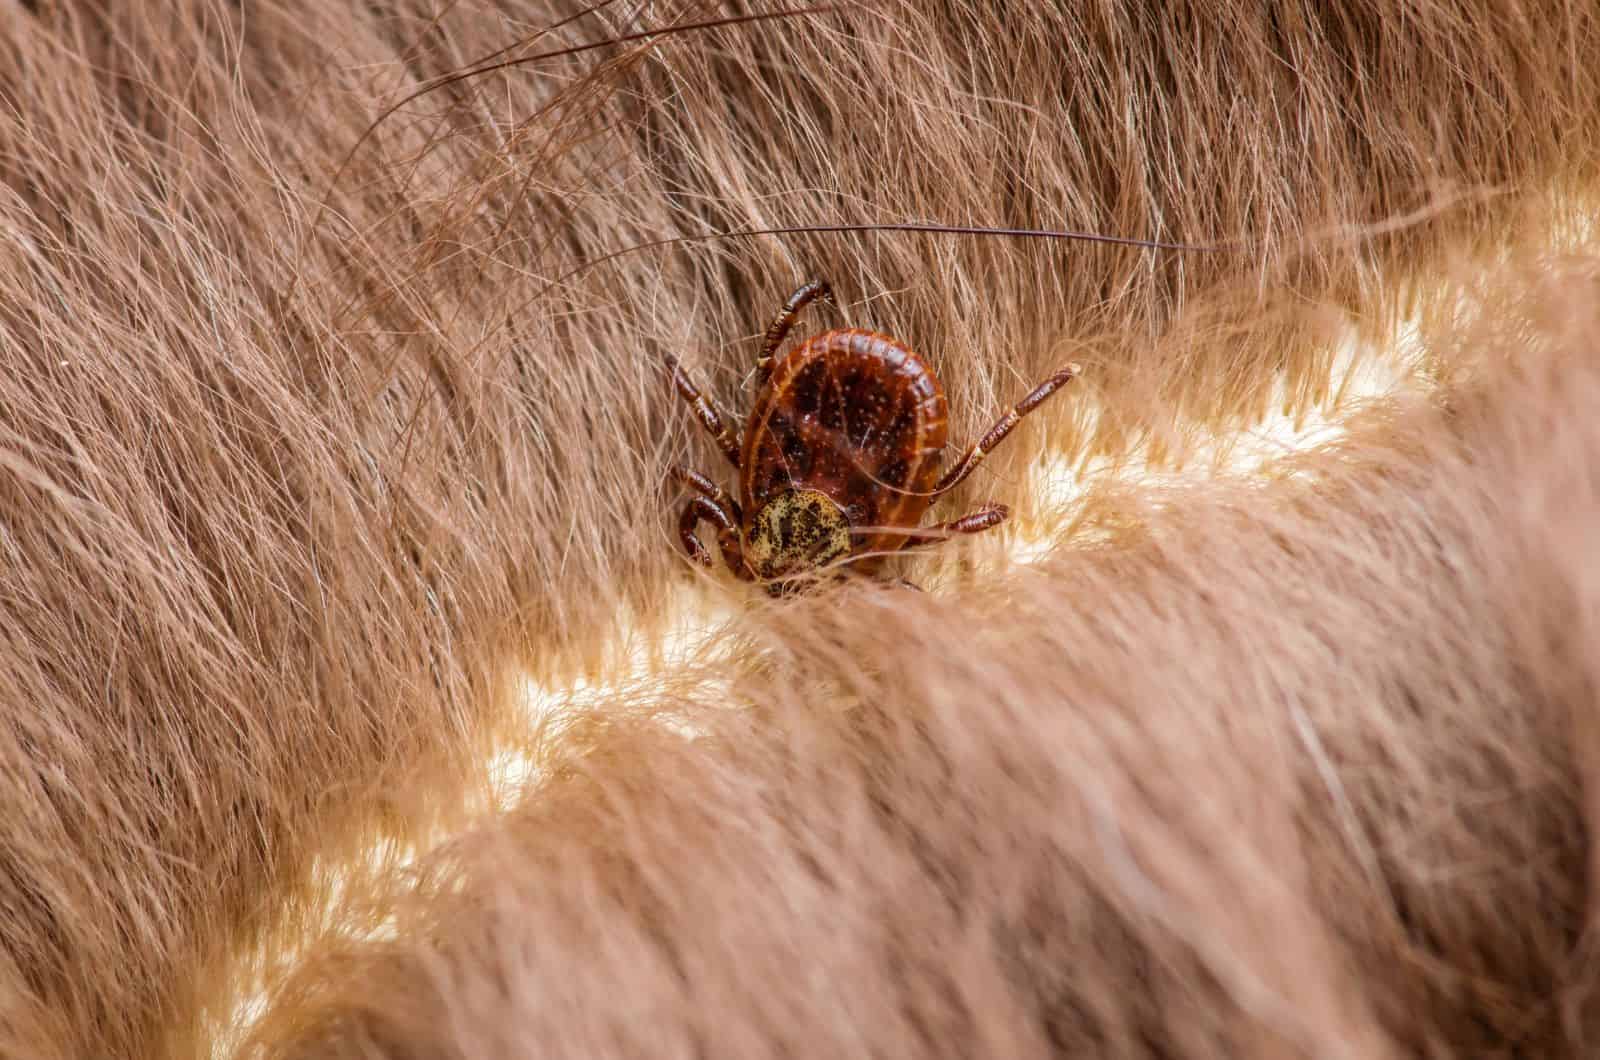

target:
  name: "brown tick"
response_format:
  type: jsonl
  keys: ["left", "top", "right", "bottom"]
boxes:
{"left": 666, "top": 279, "right": 1078, "bottom": 594}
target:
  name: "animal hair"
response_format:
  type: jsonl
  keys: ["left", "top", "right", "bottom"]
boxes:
{"left": 245, "top": 263, "right": 1600, "bottom": 1058}
{"left": 0, "top": 1, "right": 1597, "bottom": 1058}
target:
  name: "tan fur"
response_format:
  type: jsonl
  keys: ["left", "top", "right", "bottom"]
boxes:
{"left": 241, "top": 290, "right": 1600, "bottom": 1057}
{"left": 1, "top": 1, "right": 1599, "bottom": 1057}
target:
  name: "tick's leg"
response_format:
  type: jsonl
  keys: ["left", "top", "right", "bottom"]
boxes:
{"left": 678, "top": 496, "right": 749, "bottom": 578}
{"left": 665, "top": 354, "right": 741, "bottom": 468}
{"left": 758, "top": 279, "right": 834, "bottom": 375}
{"left": 933, "top": 363, "right": 1080, "bottom": 495}
{"left": 668, "top": 465, "right": 741, "bottom": 515}
{"left": 667, "top": 465, "right": 747, "bottom": 574}
{"left": 899, "top": 503, "right": 1009, "bottom": 550}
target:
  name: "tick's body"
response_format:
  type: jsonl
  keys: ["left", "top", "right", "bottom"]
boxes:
{"left": 741, "top": 329, "right": 947, "bottom": 577}
{"left": 668, "top": 280, "right": 1077, "bottom": 593}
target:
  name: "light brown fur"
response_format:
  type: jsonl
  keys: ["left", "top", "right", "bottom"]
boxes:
{"left": 0, "top": 1, "right": 1598, "bottom": 1057}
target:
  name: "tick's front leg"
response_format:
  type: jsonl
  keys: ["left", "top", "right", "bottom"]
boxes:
{"left": 676, "top": 495, "right": 750, "bottom": 579}
{"left": 899, "top": 503, "right": 1009, "bottom": 550}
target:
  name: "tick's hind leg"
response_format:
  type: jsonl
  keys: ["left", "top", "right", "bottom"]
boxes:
{"left": 665, "top": 355, "right": 741, "bottom": 468}
{"left": 934, "top": 364, "right": 1081, "bottom": 495}
{"left": 899, "top": 503, "right": 1009, "bottom": 551}
{"left": 758, "top": 279, "right": 834, "bottom": 375}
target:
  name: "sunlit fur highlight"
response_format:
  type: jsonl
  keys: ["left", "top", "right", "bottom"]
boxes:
{"left": 0, "top": 1, "right": 1598, "bottom": 1058}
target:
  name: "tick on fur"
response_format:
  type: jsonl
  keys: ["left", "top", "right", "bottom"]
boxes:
{"left": 666, "top": 279, "right": 1079, "bottom": 594}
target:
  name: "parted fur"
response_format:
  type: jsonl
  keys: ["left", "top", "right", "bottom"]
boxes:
{"left": 0, "top": 1, "right": 1598, "bottom": 1058}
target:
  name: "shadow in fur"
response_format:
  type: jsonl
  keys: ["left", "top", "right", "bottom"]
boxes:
{"left": 242, "top": 260, "right": 1600, "bottom": 1057}
{"left": 1, "top": 1, "right": 1599, "bottom": 1057}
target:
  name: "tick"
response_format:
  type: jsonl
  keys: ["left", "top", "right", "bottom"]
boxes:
{"left": 666, "top": 279, "right": 1079, "bottom": 594}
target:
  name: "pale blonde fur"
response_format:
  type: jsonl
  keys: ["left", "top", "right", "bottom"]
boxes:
{"left": 0, "top": 2, "right": 1598, "bottom": 1057}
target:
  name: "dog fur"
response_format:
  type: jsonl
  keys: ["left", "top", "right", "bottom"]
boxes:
{"left": 1, "top": 1, "right": 1598, "bottom": 1056}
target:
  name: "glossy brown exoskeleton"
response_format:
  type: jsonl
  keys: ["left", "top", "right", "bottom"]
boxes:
{"left": 667, "top": 279, "right": 1078, "bottom": 594}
